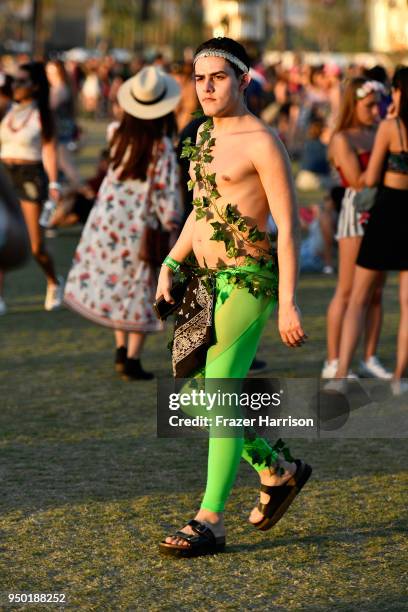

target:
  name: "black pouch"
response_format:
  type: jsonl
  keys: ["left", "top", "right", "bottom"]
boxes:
{"left": 153, "top": 278, "right": 190, "bottom": 321}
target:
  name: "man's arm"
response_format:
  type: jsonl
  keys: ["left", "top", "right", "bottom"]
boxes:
{"left": 155, "top": 209, "right": 195, "bottom": 303}
{"left": 251, "top": 130, "right": 307, "bottom": 348}
{"left": 167, "top": 208, "right": 195, "bottom": 263}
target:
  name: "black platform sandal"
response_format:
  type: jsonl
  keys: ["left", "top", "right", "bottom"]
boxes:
{"left": 159, "top": 519, "right": 226, "bottom": 557}
{"left": 252, "top": 459, "right": 312, "bottom": 531}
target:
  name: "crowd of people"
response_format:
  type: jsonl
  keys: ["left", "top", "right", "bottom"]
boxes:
{"left": 0, "top": 47, "right": 407, "bottom": 393}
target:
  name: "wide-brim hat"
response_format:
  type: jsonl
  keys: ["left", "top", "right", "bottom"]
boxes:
{"left": 117, "top": 66, "right": 181, "bottom": 120}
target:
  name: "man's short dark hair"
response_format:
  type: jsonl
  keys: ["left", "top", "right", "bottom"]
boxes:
{"left": 194, "top": 37, "right": 250, "bottom": 78}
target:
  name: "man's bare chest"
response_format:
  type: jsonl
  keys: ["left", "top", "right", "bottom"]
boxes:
{"left": 190, "top": 144, "right": 254, "bottom": 190}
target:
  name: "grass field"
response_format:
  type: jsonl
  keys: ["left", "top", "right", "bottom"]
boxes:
{"left": 0, "top": 121, "right": 407, "bottom": 611}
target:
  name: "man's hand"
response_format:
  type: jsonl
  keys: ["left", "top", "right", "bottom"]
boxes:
{"left": 155, "top": 265, "right": 175, "bottom": 304}
{"left": 278, "top": 303, "right": 308, "bottom": 348}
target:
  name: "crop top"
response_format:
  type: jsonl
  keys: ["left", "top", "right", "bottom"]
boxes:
{"left": 0, "top": 102, "right": 43, "bottom": 161}
{"left": 387, "top": 117, "right": 408, "bottom": 175}
{"left": 337, "top": 150, "right": 371, "bottom": 188}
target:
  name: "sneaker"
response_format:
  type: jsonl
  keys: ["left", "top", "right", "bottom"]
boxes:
{"left": 323, "top": 378, "right": 348, "bottom": 393}
{"left": 115, "top": 346, "right": 127, "bottom": 373}
{"left": 249, "top": 358, "right": 268, "bottom": 373}
{"left": 322, "top": 359, "right": 359, "bottom": 379}
{"left": 44, "top": 275, "right": 64, "bottom": 311}
{"left": 0, "top": 297, "right": 7, "bottom": 315}
{"left": 390, "top": 380, "right": 408, "bottom": 396}
{"left": 122, "top": 357, "right": 154, "bottom": 381}
{"left": 359, "top": 356, "right": 393, "bottom": 380}
{"left": 321, "top": 359, "right": 338, "bottom": 379}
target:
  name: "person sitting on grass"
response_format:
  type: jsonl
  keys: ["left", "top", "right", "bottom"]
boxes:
{"left": 50, "top": 149, "right": 109, "bottom": 228}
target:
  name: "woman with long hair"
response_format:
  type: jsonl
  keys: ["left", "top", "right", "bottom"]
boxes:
{"left": 46, "top": 59, "right": 81, "bottom": 188}
{"left": 0, "top": 61, "right": 64, "bottom": 310}
{"left": 336, "top": 67, "right": 408, "bottom": 394}
{"left": 322, "top": 78, "right": 391, "bottom": 380}
{"left": 64, "top": 67, "right": 182, "bottom": 380}
{"left": 0, "top": 71, "right": 14, "bottom": 314}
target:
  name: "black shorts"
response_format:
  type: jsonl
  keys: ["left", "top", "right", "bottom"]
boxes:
{"left": 2, "top": 162, "right": 48, "bottom": 204}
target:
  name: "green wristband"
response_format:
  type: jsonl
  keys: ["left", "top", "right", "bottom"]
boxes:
{"left": 162, "top": 256, "right": 181, "bottom": 273}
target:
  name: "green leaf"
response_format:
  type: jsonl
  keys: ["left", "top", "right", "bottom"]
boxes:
{"left": 210, "top": 230, "right": 225, "bottom": 242}
{"left": 247, "top": 226, "right": 266, "bottom": 243}
{"left": 192, "top": 109, "right": 204, "bottom": 118}
{"left": 206, "top": 173, "right": 217, "bottom": 185}
{"left": 225, "top": 203, "right": 240, "bottom": 224}
{"left": 226, "top": 246, "right": 240, "bottom": 258}
{"left": 180, "top": 148, "right": 191, "bottom": 159}
{"left": 194, "top": 165, "right": 202, "bottom": 181}
{"left": 200, "top": 130, "right": 211, "bottom": 142}
{"left": 187, "top": 179, "right": 195, "bottom": 191}
{"left": 210, "top": 221, "right": 223, "bottom": 231}
{"left": 195, "top": 208, "right": 207, "bottom": 220}
{"left": 248, "top": 449, "right": 264, "bottom": 466}
{"left": 237, "top": 218, "right": 247, "bottom": 232}
{"left": 203, "top": 118, "right": 213, "bottom": 130}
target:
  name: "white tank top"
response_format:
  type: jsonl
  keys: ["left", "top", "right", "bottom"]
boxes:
{"left": 0, "top": 102, "right": 43, "bottom": 161}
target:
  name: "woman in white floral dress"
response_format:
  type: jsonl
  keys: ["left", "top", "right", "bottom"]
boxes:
{"left": 64, "top": 67, "right": 182, "bottom": 379}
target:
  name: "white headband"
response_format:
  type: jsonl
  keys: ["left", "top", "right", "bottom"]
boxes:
{"left": 193, "top": 49, "right": 249, "bottom": 74}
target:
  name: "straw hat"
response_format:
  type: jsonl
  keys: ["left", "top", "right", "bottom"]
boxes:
{"left": 117, "top": 66, "right": 181, "bottom": 119}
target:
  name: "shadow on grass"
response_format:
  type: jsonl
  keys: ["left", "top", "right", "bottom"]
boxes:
{"left": 1, "top": 432, "right": 407, "bottom": 518}
{"left": 227, "top": 521, "right": 408, "bottom": 554}
{"left": 299, "top": 596, "right": 407, "bottom": 612}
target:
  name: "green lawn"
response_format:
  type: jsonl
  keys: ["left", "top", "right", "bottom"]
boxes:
{"left": 0, "top": 121, "right": 406, "bottom": 611}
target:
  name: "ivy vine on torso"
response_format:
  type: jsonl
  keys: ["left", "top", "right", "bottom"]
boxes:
{"left": 180, "top": 115, "right": 278, "bottom": 299}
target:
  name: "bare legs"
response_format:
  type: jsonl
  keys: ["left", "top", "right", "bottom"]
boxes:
{"left": 113, "top": 330, "right": 146, "bottom": 358}
{"left": 363, "top": 272, "right": 386, "bottom": 361}
{"left": 337, "top": 267, "right": 407, "bottom": 380}
{"left": 319, "top": 198, "right": 336, "bottom": 269}
{"left": 326, "top": 237, "right": 361, "bottom": 361}
{"left": 395, "top": 271, "right": 408, "bottom": 379}
{"left": 20, "top": 200, "right": 58, "bottom": 286}
{"left": 336, "top": 266, "right": 380, "bottom": 377}
{"left": 326, "top": 236, "right": 384, "bottom": 363}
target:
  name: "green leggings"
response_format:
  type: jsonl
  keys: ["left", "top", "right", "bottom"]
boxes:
{"left": 183, "top": 264, "right": 282, "bottom": 513}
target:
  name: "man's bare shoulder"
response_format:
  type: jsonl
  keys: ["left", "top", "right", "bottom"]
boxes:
{"left": 244, "top": 119, "right": 286, "bottom": 162}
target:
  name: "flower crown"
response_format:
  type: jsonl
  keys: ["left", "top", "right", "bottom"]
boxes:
{"left": 356, "top": 80, "right": 386, "bottom": 99}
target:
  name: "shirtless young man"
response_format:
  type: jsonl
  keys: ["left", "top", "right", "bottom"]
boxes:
{"left": 156, "top": 38, "right": 311, "bottom": 557}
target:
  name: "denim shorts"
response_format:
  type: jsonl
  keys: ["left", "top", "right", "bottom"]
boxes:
{"left": 2, "top": 162, "right": 48, "bottom": 204}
